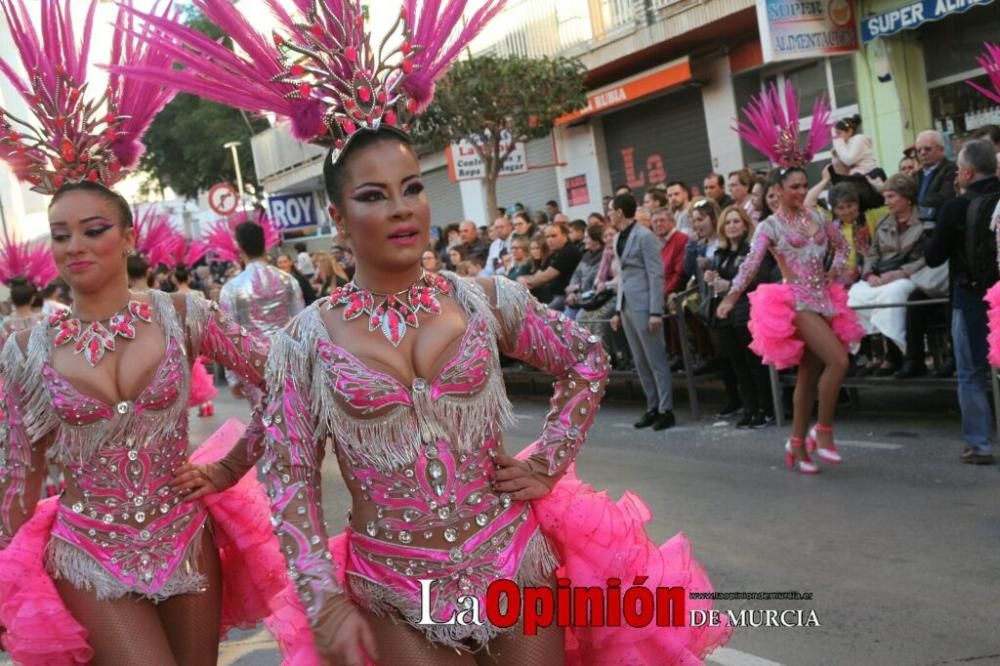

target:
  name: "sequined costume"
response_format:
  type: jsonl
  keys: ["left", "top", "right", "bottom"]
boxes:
{"left": 729, "top": 211, "right": 864, "bottom": 369}
{"left": 0, "top": 291, "right": 285, "bottom": 662}
{"left": 0, "top": 312, "right": 46, "bottom": 347}
{"left": 220, "top": 260, "right": 304, "bottom": 395}
{"left": 261, "top": 274, "right": 732, "bottom": 662}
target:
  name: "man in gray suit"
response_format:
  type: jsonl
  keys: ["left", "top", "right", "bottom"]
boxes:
{"left": 609, "top": 194, "right": 675, "bottom": 430}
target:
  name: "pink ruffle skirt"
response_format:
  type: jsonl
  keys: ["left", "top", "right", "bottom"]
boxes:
{"left": 747, "top": 283, "right": 865, "bottom": 369}
{"left": 0, "top": 419, "right": 291, "bottom": 665}
{"left": 985, "top": 283, "right": 1000, "bottom": 367}
{"left": 188, "top": 355, "right": 218, "bottom": 407}
{"left": 265, "top": 445, "right": 733, "bottom": 665}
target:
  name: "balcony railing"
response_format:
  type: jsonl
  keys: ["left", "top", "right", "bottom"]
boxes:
{"left": 472, "top": 0, "right": 638, "bottom": 59}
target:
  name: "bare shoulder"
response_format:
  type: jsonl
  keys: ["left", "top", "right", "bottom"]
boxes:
{"left": 12, "top": 327, "right": 32, "bottom": 355}
{"left": 169, "top": 291, "right": 189, "bottom": 319}
{"left": 472, "top": 276, "right": 498, "bottom": 306}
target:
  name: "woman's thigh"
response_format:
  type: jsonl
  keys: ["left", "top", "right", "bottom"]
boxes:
{"left": 356, "top": 606, "right": 476, "bottom": 666}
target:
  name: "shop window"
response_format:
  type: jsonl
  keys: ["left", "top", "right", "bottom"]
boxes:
{"left": 830, "top": 57, "right": 857, "bottom": 108}
{"left": 785, "top": 61, "right": 827, "bottom": 115}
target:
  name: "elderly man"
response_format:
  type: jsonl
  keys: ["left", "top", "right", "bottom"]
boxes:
{"left": 915, "top": 130, "right": 958, "bottom": 221}
{"left": 482, "top": 216, "right": 514, "bottom": 277}
{"left": 458, "top": 219, "right": 489, "bottom": 264}
{"left": 924, "top": 140, "right": 1000, "bottom": 465}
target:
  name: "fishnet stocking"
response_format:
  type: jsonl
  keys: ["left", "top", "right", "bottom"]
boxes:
{"left": 54, "top": 528, "right": 224, "bottom": 666}
{"left": 476, "top": 576, "right": 565, "bottom": 666}
{"left": 358, "top": 607, "right": 474, "bottom": 666}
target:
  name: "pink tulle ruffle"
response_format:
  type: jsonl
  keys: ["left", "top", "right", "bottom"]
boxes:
{"left": 747, "top": 283, "right": 864, "bottom": 369}
{"left": 188, "top": 355, "right": 218, "bottom": 407}
{"left": 0, "top": 498, "right": 92, "bottom": 665}
{"left": 0, "top": 419, "right": 292, "bottom": 662}
{"left": 985, "top": 283, "right": 1000, "bottom": 367}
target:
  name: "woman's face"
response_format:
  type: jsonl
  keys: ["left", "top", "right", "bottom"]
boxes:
{"left": 602, "top": 226, "right": 616, "bottom": 246}
{"left": 448, "top": 248, "right": 461, "bottom": 265}
{"left": 529, "top": 242, "right": 543, "bottom": 261}
{"left": 834, "top": 126, "right": 854, "bottom": 140}
{"left": 584, "top": 234, "right": 602, "bottom": 252}
{"left": 421, "top": 250, "right": 439, "bottom": 272}
{"left": 276, "top": 254, "right": 293, "bottom": 272}
{"left": 330, "top": 140, "right": 430, "bottom": 276}
{"left": 690, "top": 210, "right": 712, "bottom": 240}
{"left": 765, "top": 185, "right": 781, "bottom": 213}
{"left": 779, "top": 172, "right": 808, "bottom": 209}
{"left": 899, "top": 158, "right": 917, "bottom": 176}
{"left": 834, "top": 200, "right": 860, "bottom": 224}
{"left": 884, "top": 189, "right": 911, "bottom": 215}
{"left": 48, "top": 189, "right": 134, "bottom": 295}
{"left": 514, "top": 217, "right": 531, "bottom": 235}
{"left": 512, "top": 244, "right": 527, "bottom": 261}
{"left": 751, "top": 182, "right": 764, "bottom": 210}
{"left": 723, "top": 212, "right": 747, "bottom": 242}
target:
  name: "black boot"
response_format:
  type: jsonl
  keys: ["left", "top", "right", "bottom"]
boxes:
{"left": 894, "top": 360, "right": 927, "bottom": 379}
{"left": 652, "top": 411, "right": 676, "bottom": 431}
{"left": 634, "top": 409, "right": 658, "bottom": 429}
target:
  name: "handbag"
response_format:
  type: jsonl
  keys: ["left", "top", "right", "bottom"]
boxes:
{"left": 579, "top": 288, "right": 614, "bottom": 311}
{"left": 872, "top": 254, "right": 907, "bottom": 276}
{"left": 910, "top": 261, "right": 949, "bottom": 298}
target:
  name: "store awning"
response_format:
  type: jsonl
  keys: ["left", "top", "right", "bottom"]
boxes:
{"left": 556, "top": 57, "right": 692, "bottom": 126}
{"left": 860, "top": 0, "right": 995, "bottom": 42}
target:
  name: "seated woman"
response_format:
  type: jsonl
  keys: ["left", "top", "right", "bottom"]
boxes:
{"left": 502, "top": 237, "right": 533, "bottom": 281}
{"left": 563, "top": 224, "right": 606, "bottom": 320}
{"left": 847, "top": 173, "right": 925, "bottom": 375}
{"left": 526, "top": 235, "right": 553, "bottom": 304}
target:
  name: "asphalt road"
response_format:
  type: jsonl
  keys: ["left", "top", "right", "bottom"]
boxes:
{"left": 4, "top": 385, "right": 997, "bottom": 666}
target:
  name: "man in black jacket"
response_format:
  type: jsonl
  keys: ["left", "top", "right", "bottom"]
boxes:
{"left": 915, "top": 130, "right": 958, "bottom": 219}
{"left": 923, "top": 140, "right": 999, "bottom": 465}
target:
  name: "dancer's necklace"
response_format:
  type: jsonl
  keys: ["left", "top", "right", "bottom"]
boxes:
{"left": 325, "top": 271, "right": 451, "bottom": 347}
{"left": 50, "top": 300, "right": 153, "bottom": 367}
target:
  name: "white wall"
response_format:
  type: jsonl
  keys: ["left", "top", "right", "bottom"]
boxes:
{"left": 555, "top": 122, "right": 605, "bottom": 219}
{"left": 696, "top": 55, "right": 743, "bottom": 177}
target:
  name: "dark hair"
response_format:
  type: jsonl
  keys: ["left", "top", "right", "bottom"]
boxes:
{"left": 727, "top": 169, "right": 753, "bottom": 187}
{"left": 971, "top": 124, "right": 1000, "bottom": 146}
{"left": 666, "top": 180, "right": 691, "bottom": 197}
{"left": 234, "top": 221, "right": 266, "bottom": 257}
{"left": 828, "top": 183, "right": 860, "bottom": 209}
{"left": 545, "top": 200, "right": 559, "bottom": 208}
{"left": 614, "top": 184, "right": 632, "bottom": 195}
{"left": 174, "top": 263, "right": 190, "bottom": 284}
{"left": 49, "top": 181, "right": 134, "bottom": 227}
{"left": 568, "top": 219, "right": 587, "bottom": 233}
{"left": 587, "top": 212, "right": 605, "bottom": 224}
{"left": 533, "top": 210, "right": 550, "bottom": 225}
{"left": 704, "top": 172, "right": 724, "bottom": 187}
{"left": 9, "top": 276, "right": 37, "bottom": 307}
{"left": 322, "top": 128, "right": 418, "bottom": 209}
{"left": 294, "top": 241, "right": 307, "bottom": 253}
{"left": 612, "top": 193, "right": 637, "bottom": 218}
{"left": 835, "top": 114, "right": 862, "bottom": 133}
{"left": 586, "top": 224, "right": 606, "bottom": 244}
{"left": 691, "top": 197, "right": 721, "bottom": 226}
{"left": 645, "top": 189, "right": 667, "bottom": 208}
{"left": 777, "top": 166, "right": 807, "bottom": 184}
{"left": 126, "top": 253, "right": 149, "bottom": 281}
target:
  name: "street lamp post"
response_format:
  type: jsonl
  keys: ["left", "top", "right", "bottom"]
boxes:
{"left": 223, "top": 141, "right": 244, "bottom": 209}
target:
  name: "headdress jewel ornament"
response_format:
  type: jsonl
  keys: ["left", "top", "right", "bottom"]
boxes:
{"left": 0, "top": 0, "right": 177, "bottom": 194}
{"left": 114, "top": 0, "right": 505, "bottom": 165}
{"left": 734, "top": 81, "right": 832, "bottom": 169}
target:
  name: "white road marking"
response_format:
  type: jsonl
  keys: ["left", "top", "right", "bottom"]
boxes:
{"left": 835, "top": 439, "right": 903, "bottom": 450}
{"left": 708, "top": 646, "right": 787, "bottom": 666}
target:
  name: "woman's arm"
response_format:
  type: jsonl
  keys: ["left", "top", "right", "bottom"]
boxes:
{"left": 484, "top": 278, "right": 610, "bottom": 478}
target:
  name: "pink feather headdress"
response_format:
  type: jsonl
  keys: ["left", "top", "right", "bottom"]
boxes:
{"left": 203, "top": 210, "right": 281, "bottom": 264}
{"left": 114, "top": 0, "right": 505, "bottom": 164}
{"left": 967, "top": 42, "right": 1000, "bottom": 105}
{"left": 134, "top": 206, "right": 183, "bottom": 268}
{"left": 734, "top": 81, "right": 832, "bottom": 169}
{"left": 0, "top": 232, "right": 59, "bottom": 288}
{"left": 0, "top": 0, "right": 177, "bottom": 194}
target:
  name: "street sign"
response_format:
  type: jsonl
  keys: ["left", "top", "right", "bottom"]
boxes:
{"left": 268, "top": 192, "right": 318, "bottom": 237}
{"left": 208, "top": 183, "right": 239, "bottom": 216}
{"left": 445, "top": 131, "right": 529, "bottom": 182}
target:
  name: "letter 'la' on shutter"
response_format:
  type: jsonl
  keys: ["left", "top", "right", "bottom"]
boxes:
{"left": 602, "top": 87, "right": 713, "bottom": 201}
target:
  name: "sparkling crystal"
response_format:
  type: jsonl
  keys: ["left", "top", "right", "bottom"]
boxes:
{"left": 102, "top": 514, "right": 113, "bottom": 524}
{"left": 88, "top": 529, "right": 96, "bottom": 536}
{"left": 160, "top": 504, "right": 170, "bottom": 514}
{"left": 449, "top": 547, "right": 463, "bottom": 562}
{"left": 139, "top": 530, "right": 151, "bottom": 541}
{"left": 134, "top": 497, "right": 143, "bottom": 506}
{"left": 135, "top": 512, "right": 146, "bottom": 523}
{"left": 424, "top": 531, "right": 433, "bottom": 539}
{"left": 71, "top": 502, "right": 83, "bottom": 513}
{"left": 437, "top": 506, "right": 450, "bottom": 520}
{"left": 404, "top": 469, "right": 414, "bottom": 478}
{"left": 128, "top": 450, "right": 138, "bottom": 461}
{"left": 476, "top": 513, "right": 488, "bottom": 526}
{"left": 425, "top": 443, "right": 439, "bottom": 459}
{"left": 366, "top": 521, "right": 378, "bottom": 537}
{"left": 412, "top": 378, "right": 427, "bottom": 392}
{"left": 589, "top": 382, "right": 601, "bottom": 393}
{"left": 405, "top": 567, "right": 414, "bottom": 576}
{"left": 444, "top": 528, "right": 458, "bottom": 542}
{"left": 403, "top": 509, "right": 420, "bottom": 523}
{"left": 427, "top": 460, "right": 445, "bottom": 481}
{"left": 500, "top": 494, "right": 512, "bottom": 508}
{"left": 398, "top": 531, "right": 412, "bottom": 544}
{"left": 568, "top": 425, "right": 581, "bottom": 439}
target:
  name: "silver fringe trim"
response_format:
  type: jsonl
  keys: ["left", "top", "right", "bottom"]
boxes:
{"left": 346, "top": 529, "right": 560, "bottom": 651}
{"left": 45, "top": 531, "right": 207, "bottom": 603}
{"left": 492, "top": 277, "right": 531, "bottom": 346}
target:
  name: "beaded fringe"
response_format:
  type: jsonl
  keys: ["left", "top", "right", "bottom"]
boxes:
{"left": 45, "top": 529, "right": 207, "bottom": 603}
{"left": 347, "top": 529, "right": 560, "bottom": 651}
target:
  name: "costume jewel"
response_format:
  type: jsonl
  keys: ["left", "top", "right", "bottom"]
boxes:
{"left": 113, "top": 0, "right": 504, "bottom": 166}
{"left": 326, "top": 272, "right": 451, "bottom": 347}
{"left": 0, "top": 0, "right": 176, "bottom": 194}
{"left": 50, "top": 300, "right": 153, "bottom": 367}
{"left": 733, "top": 81, "right": 831, "bottom": 168}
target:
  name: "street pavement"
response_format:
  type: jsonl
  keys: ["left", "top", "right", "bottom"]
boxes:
{"left": 5, "top": 385, "right": 997, "bottom": 665}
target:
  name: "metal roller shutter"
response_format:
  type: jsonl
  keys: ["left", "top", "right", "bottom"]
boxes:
{"left": 495, "top": 138, "right": 559, "bottom": 213}
{"left": 423, "top": 165, "right": 465, "bottom": 227}
{"left": 602, "top": 88, "right": 712, "bottom": 200}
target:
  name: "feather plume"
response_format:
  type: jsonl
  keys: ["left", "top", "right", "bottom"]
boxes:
{"left": 733, "top": 81, "right": 831, "bottom": 168}
{"left": 134, "top": 206, "right": 183, "bottom": 269}
{"left": 967, "top": 42, "right": 1000, "bottom": 105}
{"left": 0, "top": 0, "right": 177, "bottom": 193}
{"left": 203, "top": 210, "right": 280, "bottom": 264}
{"left": 0, "top": 232, "right": 59, "bottom": 288}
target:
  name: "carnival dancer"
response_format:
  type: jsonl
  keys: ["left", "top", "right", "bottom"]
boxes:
{"left": 974, "top": 43, "right": 1000, "bottom": 369}
{"left": 718, "top": 83, "right": 864, "bottom": 473}
{"left": 0, "top": 235, "right": 58, "bottom": 345}
{"left": 0, "top": 2, "right": 291, "bottom": 663}
{"left": 207, "top": 211, "right": 303, "bottom": 400}
{"left": 118, "top": 1, "right": 733, "bottom": 663}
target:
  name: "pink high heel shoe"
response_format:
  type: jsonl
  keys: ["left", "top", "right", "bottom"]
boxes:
{"left": 785, "top": 436, "right": 819, "bottom": 474}
{"left": 806, "top": 424, "right": 842, "bottom": 464}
